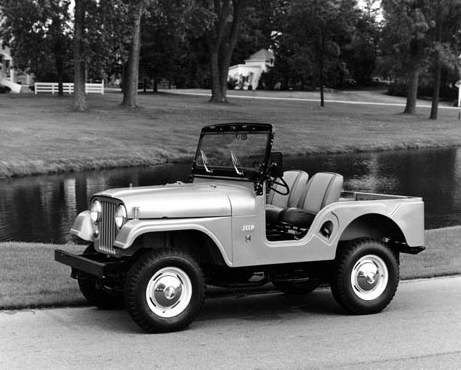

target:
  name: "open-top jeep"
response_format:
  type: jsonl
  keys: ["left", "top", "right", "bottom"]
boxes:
{"left": 55, "top": 123, "right": 425, "bottom": 333}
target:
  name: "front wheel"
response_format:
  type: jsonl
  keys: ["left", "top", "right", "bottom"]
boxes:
{"left": 330, "top": 239, "right": 399, "bottom": 315}
{"left": 124, "top": 250, "right": 205, "bottom": 333}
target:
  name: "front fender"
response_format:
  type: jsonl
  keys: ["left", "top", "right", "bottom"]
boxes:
{"left": 70, "top": 210, "right": 94, "bottom": 242}
{"left": 114, "top": 217, "right": 234, "bottom": 266}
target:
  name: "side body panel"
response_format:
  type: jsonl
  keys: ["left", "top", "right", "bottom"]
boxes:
{"left": 230, "top": 196, "right": 424, "bottom": 267}
{"left": 71, "top": 181, "right": 424, "bottom": 268}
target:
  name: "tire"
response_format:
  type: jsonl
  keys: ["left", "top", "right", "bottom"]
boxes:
{"left": 272, "top": 278, "right": 321, "bottom": 295}
{"left": 77, "top": 245, "right": 125, "bottom": 309}
{"left": 330, "top": 239, "right": 399, "bottom": 315}
{"left": 124, "top": 249, "right": 205, "bottom": 333}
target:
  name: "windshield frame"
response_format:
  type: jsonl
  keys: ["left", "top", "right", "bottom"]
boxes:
{"left": 192, "top": 123, "right": 274, "bottom": 182}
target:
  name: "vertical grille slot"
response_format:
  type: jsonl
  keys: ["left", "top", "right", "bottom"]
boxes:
{"left": 95, "top": 198, "right": 119, "bottom": 255}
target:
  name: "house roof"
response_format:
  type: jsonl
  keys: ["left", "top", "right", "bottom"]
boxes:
{"left": 247, "top": 48, "right": 274, "bottom": 62}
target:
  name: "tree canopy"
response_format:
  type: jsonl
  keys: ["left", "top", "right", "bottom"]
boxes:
{"left": 2, "top": 0, "right": 461, "bottom": 116}
{"left": 0, "top": 0, "right": 72, "bottom": 95}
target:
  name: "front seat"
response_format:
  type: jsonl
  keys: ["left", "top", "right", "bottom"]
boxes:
{"left": 278, "top": 172, "right": 343, "bottom": 229}
{"left": 266, "top": 170, "right": 309, "bottom": 224}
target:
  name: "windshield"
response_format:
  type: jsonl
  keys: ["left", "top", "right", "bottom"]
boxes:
{"left": 194, "top": 125, "right": 272, "bottom": 179}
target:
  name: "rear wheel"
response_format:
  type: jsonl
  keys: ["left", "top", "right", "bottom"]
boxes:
{"left": 124, "top": 249, "right": 205, "bottom": 333}
{"left": 330, "top": 239, "right": 399, "bottom": 314}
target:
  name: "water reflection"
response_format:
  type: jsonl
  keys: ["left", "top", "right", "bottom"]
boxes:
{"left": 0, "top": 148, "right": 460, "bottom": 243}
{"left": 0, "top": 164, "right": 192, "bottom": 243}
{"left": 285, "top": 147, "right": 461, "bottom": 229}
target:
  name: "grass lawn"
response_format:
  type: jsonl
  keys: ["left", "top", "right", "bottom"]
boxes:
{"left": 1, "top": 226, "right": 460, "bottom": 309}
{"left": 2, "top": 89, "right": 461, "bottom": 178}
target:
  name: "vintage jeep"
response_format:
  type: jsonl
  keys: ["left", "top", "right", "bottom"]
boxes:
{"left": 55, "top": 123, "right": 425, "bottom": 333}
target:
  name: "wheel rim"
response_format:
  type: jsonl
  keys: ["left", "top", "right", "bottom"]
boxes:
{"left": 351, "top": 255, "right": 388, "bottom": 301}
{"left": 146, "top": 267, "right": 192, "bottom": 318}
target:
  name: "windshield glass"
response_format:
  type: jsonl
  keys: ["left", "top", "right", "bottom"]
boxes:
{"left": 195, "top": 131, "right": 270, "bottom": 177}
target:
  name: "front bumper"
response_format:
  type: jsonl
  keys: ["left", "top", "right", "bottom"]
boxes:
{"left": 54, "top": 249, "right": 129, "bottom": 278}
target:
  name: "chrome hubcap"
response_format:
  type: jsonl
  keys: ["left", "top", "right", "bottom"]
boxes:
{"left": 351, "top": 255, "right": 388, "bottom": 301}
{"left": 146, "top": 267, "right": 192, "bottom": 318}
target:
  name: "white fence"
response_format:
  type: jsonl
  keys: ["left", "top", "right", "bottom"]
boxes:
{"left": 34, "top": 82, "right": 104, "bottom": 95}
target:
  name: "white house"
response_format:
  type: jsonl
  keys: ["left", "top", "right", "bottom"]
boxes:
{"left": 0, "top": 42, "right": 30, "bottom": 93}
{"left": 228, "top": 48, "right": 274, "bottom": 90}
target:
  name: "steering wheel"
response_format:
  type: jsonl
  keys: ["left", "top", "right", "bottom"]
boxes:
{"left": 268, "top": 172, "right": 290, "bottom": 195}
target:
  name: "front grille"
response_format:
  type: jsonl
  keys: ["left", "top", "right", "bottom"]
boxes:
{"left": 95, "top": 197, "right": 119, "bottom": 255}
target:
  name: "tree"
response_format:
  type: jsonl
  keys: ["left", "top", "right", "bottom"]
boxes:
{"left": 209, "top": 0, "right": 248, "bottom": 102}
{"left": 190, "top": 0, "right": 249, "bottom": 103}
{"left": 230, "top": 0, "right": 285, "bottom": 66}
{"left": 0, "top": 0, "right": 72, "bottom": 95}
{"left": 73, "top": 0, "right": 86, "bottom": 110}
{"left": 286, "top": 0, "right": 359, "bottom": 106}
{"left": 73, "top": 0, "right": 150, "bottom": 108}
{"left": 72, "top": 0, "right": 134, "bottom": 110}
{"left": 381, "top": 0, "right": 431, "bottom": 114}
{"left": 121, "top": 0, "right": 146, "bottom": 107}
{"left": 342, "top": 2, "right": 382, "bottom": 86}
{"left": 139, "top": 0, "right": 193, "bottom": 91}
{"left": 232, "top": 0, "right": 290, "bottom": 89}
{"left": 428, "top": 0, "right": 461, "bottom": 119}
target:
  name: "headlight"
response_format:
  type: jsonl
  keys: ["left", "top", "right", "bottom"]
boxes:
{"left": 90, "top": 200, "right": 102, "bottom": 223}
{"left": 115, "top": 204, "right": 127, "bottom": 229}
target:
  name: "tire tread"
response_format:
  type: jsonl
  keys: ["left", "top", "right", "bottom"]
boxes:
{"left": 124, "top": 249, "right": 205, "bottom": 333}
{"left": 330, "top": 238, "right": 399, "bottom": 315}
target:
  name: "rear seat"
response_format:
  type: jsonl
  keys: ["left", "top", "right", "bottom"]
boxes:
{"left": 266, "top": 170, "right": 309, "bottom": 224}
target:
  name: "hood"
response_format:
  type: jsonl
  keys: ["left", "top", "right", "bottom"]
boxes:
{"left": 95, "top": 182, "right": 253, "bottom": 219}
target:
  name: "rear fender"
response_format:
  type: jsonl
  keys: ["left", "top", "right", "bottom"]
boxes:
{"left": 340, "top": 214, "right": 404, "bottom": 242}
{"left": 339, "top": 212, "right": 425, "bottom": 252}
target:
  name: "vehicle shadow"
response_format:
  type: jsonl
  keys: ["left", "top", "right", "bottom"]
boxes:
{"left": 80, "top": 287, "right": 343, "bottom": 334}
{"left": 198, "top": 287, "right": 343, "bottom": 324}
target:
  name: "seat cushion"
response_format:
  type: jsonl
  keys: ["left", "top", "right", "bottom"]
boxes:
{"left": 278, "top": 207, "right": 316, "bottom": 228}
{"left": 266, "top": 170, "right": 309, "bottom": 225}
{"left": 266, "top": 204, "right": 284, "bottom": 224}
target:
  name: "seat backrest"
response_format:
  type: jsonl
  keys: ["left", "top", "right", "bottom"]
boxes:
{"left": 267, "top": 170, "right": 309, "bottom": 208}
{"left": 297, "top": 172, "right": 343, "bottom": 214}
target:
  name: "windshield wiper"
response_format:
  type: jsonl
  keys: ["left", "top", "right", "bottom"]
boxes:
{"left": 230, "top": 149, "right": 244, "bottom": 175}
{"left": 200, "top": 150, "right": 213, "bottom": 173}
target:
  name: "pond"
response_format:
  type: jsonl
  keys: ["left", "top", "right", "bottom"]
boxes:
{"left": 0, "top": 147, "right": 460, "bottom": 244}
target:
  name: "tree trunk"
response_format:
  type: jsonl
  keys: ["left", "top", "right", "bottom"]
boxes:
{"left": 209, "top": 47, "right": 225, "bottom": 102}
{"left": 318, "top": 26, "right": 326, "bottom": 107}
{"left": 319, "top": 57, "right": 325, "bottom": 107}
{"left": 430, "top": 3, "right": 442, "bottom": 121}
{"left": 52, "top": 16, "right": 65, "bottom": 97}
{"left": 121, "top": 1, "right": 144, "bottom": 108}
{"left": 404, "top": 69, "right": 419, "bottom": 114}
{"left": 219, "top": 45, "right": 232, "bottom": 100}
{"left": 208, "top": 0, "right": 246, "bottom": 103}
{"left": 430, "top": 60, "right": 442, "bottom": 120}
{"left": 56, "top": 51, "right": 64, "bottom": 96}
{"left": 73, "top": 0, "right": 86, "bottom": 111}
